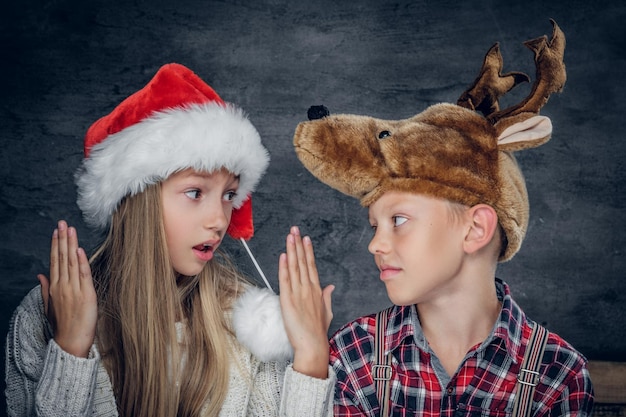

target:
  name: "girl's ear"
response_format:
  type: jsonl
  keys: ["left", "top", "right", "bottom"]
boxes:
{"left": 464, "top": 204, "right": 499, "bottom": 255}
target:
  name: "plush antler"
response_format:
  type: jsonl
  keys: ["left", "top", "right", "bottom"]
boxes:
{"left": 458, "top": 19, "right": 566, "bottom": 124}
{"left": 457, "top": 43, "right": 530, "bottom": 116}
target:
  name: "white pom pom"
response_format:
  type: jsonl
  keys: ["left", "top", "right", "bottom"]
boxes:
{"left": 232, "top": 286, "right": 293, "bottom": 362}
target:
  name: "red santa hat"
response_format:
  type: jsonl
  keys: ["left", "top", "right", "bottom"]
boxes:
{"left": 75, "top": 63, "right": 269, "bottom": 240}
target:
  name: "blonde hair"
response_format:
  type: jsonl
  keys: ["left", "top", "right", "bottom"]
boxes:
{"left": 90, "top": 182, "right": 247, "bottom": 417}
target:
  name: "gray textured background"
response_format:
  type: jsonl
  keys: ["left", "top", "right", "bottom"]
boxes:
{"left": 1, "top": 0, "right": 625, "bottom": 410}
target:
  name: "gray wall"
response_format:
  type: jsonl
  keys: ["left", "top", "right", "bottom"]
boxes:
{"left": 1, "top": 0, "right": 625, "bottom": 409}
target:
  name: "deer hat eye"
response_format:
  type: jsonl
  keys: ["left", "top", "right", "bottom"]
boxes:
{"left": 378, "top": 130, "right": 391, "bottom": 139}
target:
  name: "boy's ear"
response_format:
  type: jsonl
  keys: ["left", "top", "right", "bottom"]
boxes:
{"left": 464, "top": 204, "right": 499, "bottom": 255}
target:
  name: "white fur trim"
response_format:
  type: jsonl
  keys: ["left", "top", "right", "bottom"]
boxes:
{"left": 76, "top": 102, "right": 270, "bottom": 229}
{"left": 233, "top": 286, "right": 294, "bottom": 362}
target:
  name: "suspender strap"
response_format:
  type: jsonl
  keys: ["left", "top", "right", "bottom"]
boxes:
{"left": 512, "top": 322, "right": 549, "bottom": 417}
{"left": 373, "top": 309, "right": 393, "bottom": 417}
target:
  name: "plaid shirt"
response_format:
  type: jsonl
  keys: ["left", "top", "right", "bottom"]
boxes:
{"left": 330, "top": 279, "right": 594, "bottom": 416}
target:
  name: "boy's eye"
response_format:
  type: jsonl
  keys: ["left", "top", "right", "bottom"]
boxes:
{"left": 393, "top": 216, "right": 408, "bottom": 227}
{"left": 184, "top": 189, "right": 201, "bottom": 199}
{"left": 223, "top": 190, "right": 238, "bottom": 202}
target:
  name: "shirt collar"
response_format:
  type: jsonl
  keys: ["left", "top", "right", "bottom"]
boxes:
{"left": 385, "top": 304, "right": 419, "bottom": 354}
{"left": 490, "top": 278, "right": 527, "bottom": 364}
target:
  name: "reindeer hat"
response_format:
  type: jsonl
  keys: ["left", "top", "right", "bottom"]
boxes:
{"left": 294, "top": 20, "right": 566, "bottom": 262}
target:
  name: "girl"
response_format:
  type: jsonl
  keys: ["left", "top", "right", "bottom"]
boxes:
{"left": 5, "top": 63, "right": 335, "bottom": 417}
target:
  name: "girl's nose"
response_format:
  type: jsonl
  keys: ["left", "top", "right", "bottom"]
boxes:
{"left": 203, "top": 199, "right": 230, "bottom": 231}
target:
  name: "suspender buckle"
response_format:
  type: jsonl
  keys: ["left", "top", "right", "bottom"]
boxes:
{"left": 372, "top": 364, "right": 392, "bottom": 381}
{"left": 517, "top": 368, "right": 540, "bottom": 387}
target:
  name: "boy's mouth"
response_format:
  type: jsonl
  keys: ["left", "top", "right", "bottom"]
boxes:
{"left": 379, "top": 264, "right": 402, "bottom": 281}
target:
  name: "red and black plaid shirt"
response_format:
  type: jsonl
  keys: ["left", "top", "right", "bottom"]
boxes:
{"left": 330, "top": 279, "right": 594, "bottom": 416}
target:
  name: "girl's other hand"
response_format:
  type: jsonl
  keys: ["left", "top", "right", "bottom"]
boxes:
{"left": 278, "top": 226, "right": 334, "bottom": 379}
{"left": 38, "top": 220, "right": 98, "bottom": 358}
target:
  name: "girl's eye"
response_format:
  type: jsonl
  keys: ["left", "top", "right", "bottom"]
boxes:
{"left": 393, "top": 216, "right": 408, "bottom": 227}
{"left": 223, "top": 190, "right": 238, "bottom": 202}
{"left": 184, "top": 189, "right": 201, "bottom": 200}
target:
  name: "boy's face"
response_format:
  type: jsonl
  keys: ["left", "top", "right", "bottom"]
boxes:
{"left": 368, "top": 191, "right": 468, "bottom": 306}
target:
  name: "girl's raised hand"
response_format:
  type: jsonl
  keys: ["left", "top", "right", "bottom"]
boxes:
{"left": 278, "top": 226, "right": 334, "bottom": 379}
{"left": 37, "top": 220, "right": 98, "bottom": 358}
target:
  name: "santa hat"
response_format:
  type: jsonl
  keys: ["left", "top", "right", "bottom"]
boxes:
{"left": 75, "top": 63, "right": 269, "bottom": 240}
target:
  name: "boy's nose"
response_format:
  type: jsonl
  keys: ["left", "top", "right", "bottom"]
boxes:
{"left": 368, "top": 230, "right": 389, "bottom": 255}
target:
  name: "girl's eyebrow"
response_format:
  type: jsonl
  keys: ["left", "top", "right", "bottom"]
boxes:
{"left": 229, "top": 175, "right": 241, "bottom": 187}
{"left": 185, "top": 171, "right": 240, "bottom": 184}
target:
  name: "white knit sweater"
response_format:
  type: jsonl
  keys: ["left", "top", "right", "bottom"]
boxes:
{"left": 5, "top": 287, "right": 335, "bottom": 417}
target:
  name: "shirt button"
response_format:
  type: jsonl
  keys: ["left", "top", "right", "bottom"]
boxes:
{"left": 447, "top": 387, "right": 453, "bottom": 395}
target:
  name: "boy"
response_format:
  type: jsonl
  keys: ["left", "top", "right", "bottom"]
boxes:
{"left": 293, "top": 21, "right": 593, "bottom": 416}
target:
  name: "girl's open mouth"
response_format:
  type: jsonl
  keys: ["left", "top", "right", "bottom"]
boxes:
{"left": 193, "top": 243, "right": 214, "bottom": 261}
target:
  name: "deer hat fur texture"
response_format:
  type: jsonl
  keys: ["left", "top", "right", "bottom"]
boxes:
{"left": 294, "top": 20, "right": 566, "bottom": 262}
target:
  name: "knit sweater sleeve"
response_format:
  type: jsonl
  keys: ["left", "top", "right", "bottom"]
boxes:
{"left": 245, "top": 359, "right": 334, "bottom": 416}
{"left": 5, "top": 286, "right": 103, "bottom": 417}
{"left": 279, "top": 364, "right": 335, "bottom": 416}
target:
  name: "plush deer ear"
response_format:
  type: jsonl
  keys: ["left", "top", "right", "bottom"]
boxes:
{"left": 497, "top": 115, "right": 552, "bottom": 151}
